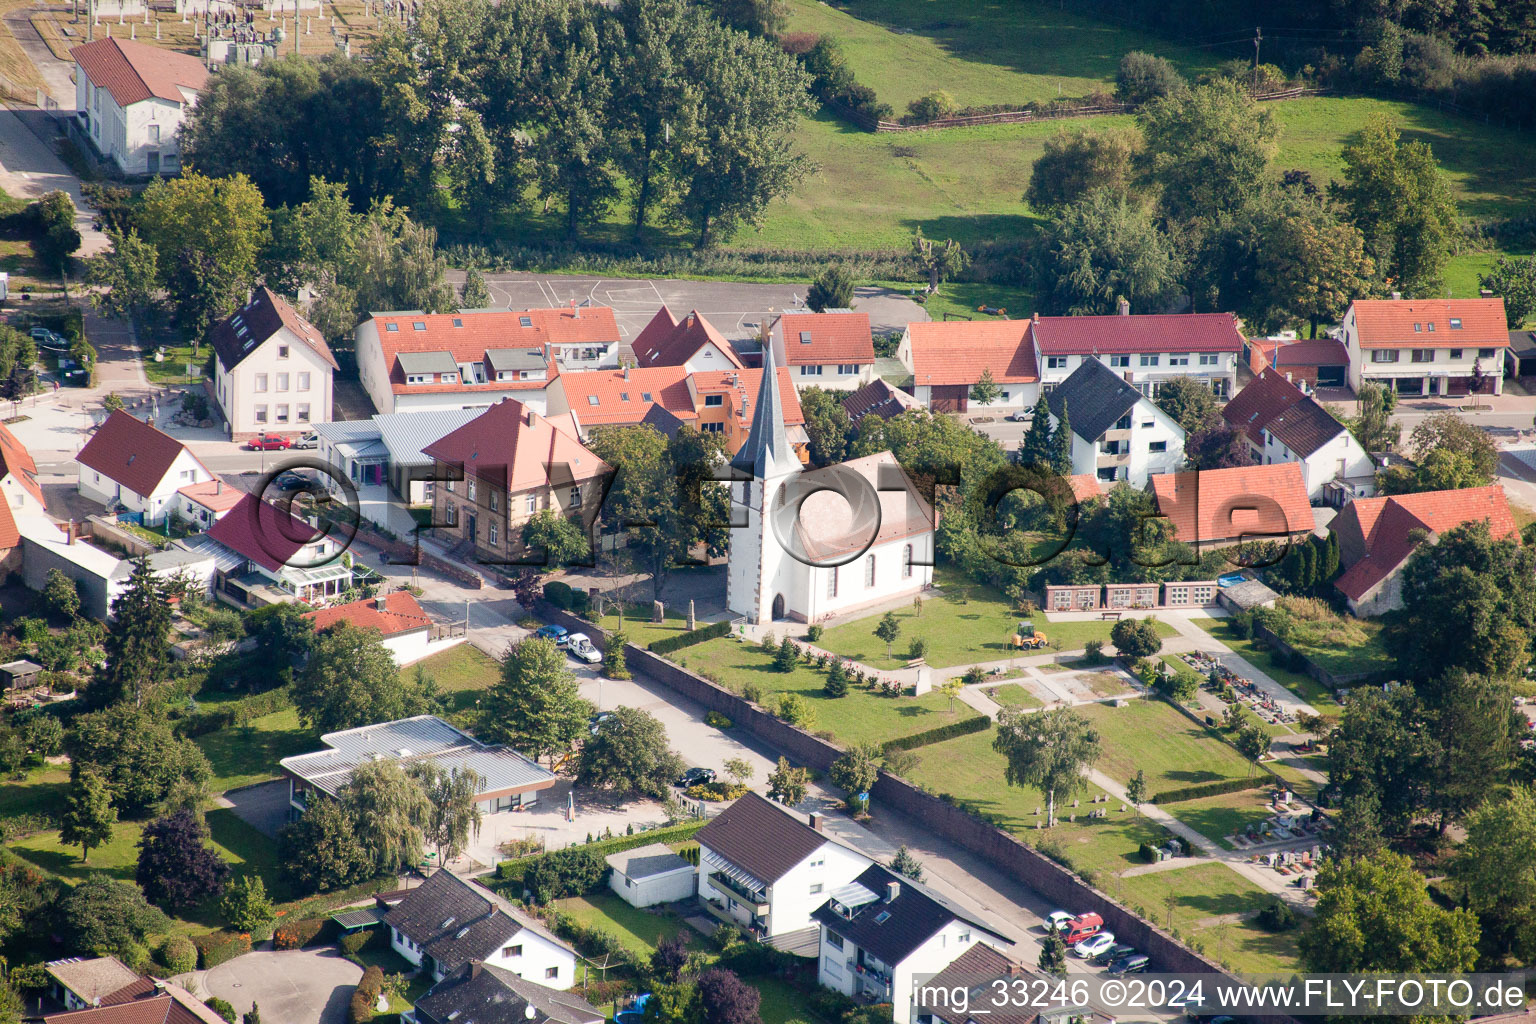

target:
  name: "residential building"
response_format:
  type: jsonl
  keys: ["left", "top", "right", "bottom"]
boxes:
{"left": 1044, "top": 359, "right": 1185, "bottom": 487}
{"left": 1149, "top": 463, "right": 1315, "bottom": 549}
{"left": 420, "top": 399, "right": 610, "bottom": 567}
{"left": 1221, "top": 369, "right": 1375, "bottom": 500}
{"left": 1342, "top": 296, "right": 1510, "bottom": 396}
{"left": 895, "top": 320, "right": 1038, "bottom": 413}
{"left": 174, "top": 479, "right": 243, "bottom": 530}
{"left": 200, "top": 493, "right": 351, "bottom": 606}
{"left": 76, "top": 410, "right": 215, "bottom": 525}
{"left": 606, "top": 843, "right": 696, "bottom": 908}
{"left": 20, "top": 521, "right": 215, "bottom": 619}
{"left": 41, "top": 980, "right": 229, "bottom": 1024}
{"left": 812, "top": 863, "right": 1009, "bottom": 1024}
{"left": 1507, "top": 329, "right": 1536, "bottom": 379}
{"left": 302, "top": 591, "right": 462, "bottom": 666}
{"left": 310, "top": 408, "right": 485, "bottom": 526}
{"left": 1331, "top": 485, "right": 1516, "bottom": 614}
{"left": 281, "top": 716, "right": 557, "bottom": 819}
{"left": 841, "top": 378, "right": 921, "bottom": 425}
{"left": 1031, "top": 307, "right": 1243, "bottom": 397}
{"left": 726, "top": 347, "right": 936, "bottom": 624}
{"left": 71, "top": 38, "right": 206, "bottom": 175}
{"left": 1246, "top": 336, "right": 1349, "bottom": 388}
{"left": 0, "top": 420, "right": 45, "bottom": 519}
{"left": 631, "top": 306, "right": 745, "bottom": 371}
{"left": 207, "top": 287, "right": 337, "bottom": 440}
{"left": 409, "top": 962, "right": 604, "bottom": 1024}
{"left": 770, "top": 309, "right": 877, "bottom": 391}
{"left": 356, "top": 307, "right": 620, "bottom": 415}
{"left": 46, "top": 957, "right": 150, "bottom": 1012}
{"left": 690, "top": 367, "right": 809, "bottom": 459}
{"left": 382, "top": 868, "right": 575, "bottom": 984}
{"left": 914, "top": 944, "right": 1041, "bottom": 1024}
{"left": 695, "top": 792, "right": 873, "bottom": 949}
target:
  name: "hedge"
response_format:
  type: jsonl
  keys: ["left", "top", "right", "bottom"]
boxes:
{"left": 273, "top": 916, "right": 332, "bottom": 950}
{"left": 496, "top": 819, "right": 709, "bottom": 881}
{"left": 157, "top": 935, "right": 198, "bottom": 975}
{"left": 349, "top": 966, "right": 385, "bottom": 1024}
{"left": 880, "top": 714, "right": 992, "bottom": 754}
{"left": 542, "top": 582, "right": 589, "bottom": 613}
{"left": 648, "top": 620, "right": 732, "bottom": 655}
{"left": 179, "top": 685, "right": 293, "bottom": 739}
{"left": 1150, "top": 777, "right": 1269, "bottom": 804}
{"left": 192, "top": 930, "right": 252, "bottom": 969}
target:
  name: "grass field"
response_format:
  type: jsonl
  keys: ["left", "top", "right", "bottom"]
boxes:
{"left": 0, "top": 764, "right": 68, "bottom": 820}
{"left": 1162, "top": 788, "right": 1279, "bottom": 847}
{"left": 1075, "top": 699, "right": 1255, "bottom": 792}
{"left": 986, "top": 682, "right": 1043, "bottom": 709}
{"left": 406, "top": 642, "right": 501, "bottom": 714}
{"left": 552, "top": 893, "right": 687, "bottom": 955}
{"left": 196, "top": 707, "right": 318, "bottom": 794}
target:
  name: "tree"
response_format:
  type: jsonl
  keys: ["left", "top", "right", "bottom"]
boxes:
{"left": 67, "top": 704, "right": 213, "bottom": 816}
{"left": 59, "top": 767, "right": 115, "bottom": 863}
{"left": 459, "top": 267, "right": 493, "bottom": 310}
{"left": 1457, "top": 786, "right": 1536, "bottom": 963}
{"left": 1038, "top": 931, "right": 1067, "bottom": 977}
{"left": 278, "top": 798, "right": 371, "bottom": 895}
{"left": 1334, "top": 791, "right": 1387, "bottom": 863}
{"left": 1017, "top": 395, "right": 1055, "bottom": 470}
{"left": 993, "top": 707, "right": 1100, "bottom": 826}
{"left": 705, "top": 0, "right": 786, "bottom": 35}
{"left": 1328, "top": 686, "right": 1436, "bottom": 837}
{"left": 58, "top": 878, "right": 168, "bottom": 962}
{"left": 1426, "top": 670, "right": 1519, "bottom": 831}
{"left": 829, "top": 744, "right": 881, "bottom": 812}
{"left": 1347, "top": 381, "right": 1401, "bottom": 454}
{"left": 1137, "top": 79, "right": 1279, "bottom": 224}
{"left": 29, "top": 191, "right": 81, "bottom": 274}
{"left": 90, "top": 556, "right": 172, "bottom": 708}
{"left": 1184, "top": 421, "right": 1254, "bottom": 470}
{"left": 889, "top": 845, "right": 925, "bottom": 882}
{"left": 1110, "top": 617, "right": 1163, "bottom": 660}
{"left": 766, "top": 757, "right": 810, "bottom": 806}
{"left": 911, "top": 228, "right": 970, "bottom": 293}
{"left": 482, "top": 637, "right": 592, "bottom": 763}
{"left": 41, "top": 568, "right": 81, "bottom": 621}
{"left": 650, "top": 932, "right": 691, "bottom": 983}
{"left": 352, "top": 215, "right": 456, "bottom": 316}
{"left": 88, "top": 228, "right": 160, "bottom": 320}
{"left": 294, "top": 622, "right": 433, "bottom": 733}
{"left": 603, "top": 629, "right": 631, "bottom": 680}
{"left": 136, "top": 810, "right": 230, "bottom": 910}
{"left": 1249, "top": 192, "right": 1375, "bottom": 335}
{"left": 243, "top": 1005, "right": 262, "bottom": 1024}
{"left": 774, "top": 692, "right": 815, "bottom": 729}
{"left": 938, "top": 676, "right": 964, "bottom": 712}
{"left": 1044, "top": 190, "right": 1180, "bottom": 315}
{"left": 696, "top": 968, "right": 761, "bottom": 1024}
{"left": 1154, "top": 377, "right": 1217, "bottom": 433}
{"left": 1126, "top": 769, "right": 1147, "bottom": 816}
{"left": 1301, "top": 851, "right": 1479, "bottom": 979}
{"left": 969, "top": 368, "right": 1002, "bottom": 406}
{"left": 410, "top": 762, "right": 484, "bottom": 865}
{"left": 1026, "top": 125, "right": 1140, "bottom": 213}
{"left": 1048, "top": 400, "right": 1073, "bottom": 475}
{"left": 1335, "top": 115, "right": 1459, "bottom": 295}
{"left": 1480, "top": 255, "right": 1536, "bottom": 327}
{"left": 873, "top": 612, "right": 901, "bottom": 659}
{"left": 341, "top": 758, "right": 428, "bottom": 876}
{"left": 577, "top": 706, "right": 684, "bottom": 798}
{"left": 221, "top": 874, "right": 276, "bottom": 933}
{"left": 521, "top": 509, "right": 592, "bottom": 568}
{"left": 1234, "top": 723, "right": 1269, "bottom": 777}
{"left": 772, "top": 636, "right": 798, "bottom": 672}
{"left": 1406, "top": 412, "right": 1499, "bottom": 485}
{"left": 1115, "top": 51, "right": 1186, "bottom": 105}
{"left": 806, "top": 264, "right": 854, "bottom": 312}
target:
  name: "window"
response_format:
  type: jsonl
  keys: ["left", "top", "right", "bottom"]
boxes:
{"left": 277, "top": 344, "right": 289, "bottom": 358}
{"left": 276, "top": 405, "right": 289, "bottom": 423}
{"left": 1479, "top": 348, "right": 1496, "bottom": 358}
{"left": 959, "top": 930, "right": 972, "bottom": 943}
{"left": 407, "top": 374, "right": 428, "bottom": 385}
{"left": 864, "top": 554, "right": 875, "bottom": 588}
{"left": 526, "top": 494, "right": 537, "bottom": 514}
{"left": 277, "top": 373, "right": 290, "bottom": 391}
{"left": 503, "top": 945, "right": 522, "bottom": 958}
{"left": 443, "top": 373, "right": 459, "bottom": 384}
{"left": 1168, "top": 353, "right": 1190, "bottom": 366}
{"left": 828, "top": 567, "right": 838, "bottom": 598}
{"left": 570, "top": 486, "right": 582, "bottom": 508}
{"left": 810, "top": 884, "right": 823, "bottom": 895}
{"left": 801, "top": 365, "right": 824, "bottom": 376}
{"left": 298, "top": 371, "right": 311, "bottom": 390}
{"left": 1115, "top": 414, "right": 1132, "bottom": 430}
{"left": 1109, "top": 354, "right": 1130, "bottom": 367}
{"left": 619, "top": 393, "right": 630, "bottom": 402}
{"left": 385, "top": 323, "right": 399, "bottom": 332}
{"left": 255, "top": 405, "right": 267, "bottom": 423}
{"left": 413, "top": 322, "right": 426, "bottom": 331}
{"left": 1414, "top": 323, "right": 1423, "bottom": 332}
{"left": 297, "top": 404, "right": 310, "bottom": 422}
{"left": 447, "top": 480, "right": 456, "bottom": 493}
{"left": 1140, "top": 354, "right": 1159, "bottom": 366}
{"left": 1450, "top": 318, "right": 1463, "bottom": 329}
{"left": 1427, "top": 322, "right": 1436, "bottom": 332}
{"left": 704, "top": 394, "right": 724, "bottom": 407}
{"left": 799, "top": 331, "right": 812, "bottom": 345}
{"left": 1371, "top": 350, "right": 1400, "bottom": 363}
{"left": 490, "top": 492, "right": 499, "bottom": 512}
{"left": 1450, "top": 348, "right": 1463, "bottom": 359}
{"left": 588, "top": 396, "right": 600, "bottom": 406}
{"left": 837, "top": 364, "right": 860, "bottom": 374}
{"left": 641, "top": 392, "right": 653, "bottom": 402}
{"left": 1411, "top": 349, "right": 1434, "bottom": 363}
{"left": 453, "top": 318, "right": 464, "bottom": 327}
{"left": 445, "top": 504, "right": 457, "bottom": 525}
{"left": 1198, "top": 353, "right": 1218, "bottom": 366}
{"left": 488, "top": 523, "right": 498, "bottom": 546}
{"left": 902, "top": 544, "right": 913, "bottom": 579}
{"left": 519, "top": 316, "right": 533, "bottom": 327}
{"left": 1046, "top": 356, "right": 1067, "bottom": 370}
{"left": 1149, "top": 440, "right": 1167, "bottom": 453}
{"left": 827, "top": 932, "right": 844, "bottom": 951}
{"left": 545, "top": 968, "right": 558, "bottom": 980}
{"left": 702, "top": 422, "right": 724, "bottom": 433}
{"left": 255, "top": 374, "right": 268, "bottom": 392}
{"left": 467, "top": 479, "right": 477, "bottom": 501}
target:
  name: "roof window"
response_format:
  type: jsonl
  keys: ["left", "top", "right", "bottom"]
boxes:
{"left": 385, "top": 323, "right": 399, "bottom": 332}
{"left": 1450, "top": 318, "right": 1463, "bottom": 329}
{"left": 620, "top": 393, "right": 630, "bottom": 401}
{"left": 799, "top": 331, "right": 812, "bottom": 344}
{"left": 1413, "top": 323, "right": 1422, "bottom": 332}
{"left": 413, "top": 322, "right": 426, "bottom": 331}
{"left": 874, "top": 911, "right": 891, "bottom": 924}
{"left": 519, "top": 316, "right": 533, "bottom": 328}
{"left": 440, "top": 916, "right": 456, "bottom": 929}
{"left": 453, "top": 318, "right": 463, "bottom": 328}
{"left": 587, "top": 396, "right": 600, "bottom": 406}
{"left": 641, "top": 392, "right": 652, "bottom": 402}
{"left": 1427, "top": 322, "right": 1436, "bottom": 331}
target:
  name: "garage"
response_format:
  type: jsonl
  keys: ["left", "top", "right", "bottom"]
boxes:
{"left": 606, "top": 843, "right": 696, "bottom": 908}
{"left": 927, "top": 385, "right": 968, "bottom": 413}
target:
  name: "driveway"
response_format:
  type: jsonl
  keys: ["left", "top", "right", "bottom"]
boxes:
{"left": 219, "top": 779, "right": 293, "bottom": 839}
{"left": 200, "top": 948, "right": 362, "bottom": 1024}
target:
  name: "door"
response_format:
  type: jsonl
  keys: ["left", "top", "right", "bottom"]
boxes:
{"left": 467, "top": 512, "right": 478, "bottom": 544}
{"left": 146, "top": 150, "right": 160, "bottom": 173}
{"left": 771, "top": 593, "right": 786, "bottom": 620}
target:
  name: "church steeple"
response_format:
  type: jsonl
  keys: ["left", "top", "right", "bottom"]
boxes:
{"left": 730, "top": 341, "right": 793, "bottom": 479}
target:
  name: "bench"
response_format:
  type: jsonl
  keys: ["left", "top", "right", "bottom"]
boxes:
{"left": 1099, "top": 611, "right": 1122, "bottom": 621}
{"left": 904, "top": 658, "right": 926, "bottom": 670}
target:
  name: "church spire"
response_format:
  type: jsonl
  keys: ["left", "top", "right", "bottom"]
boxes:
{"left": 730, "top": 339, "right": 793, "bottom": 479}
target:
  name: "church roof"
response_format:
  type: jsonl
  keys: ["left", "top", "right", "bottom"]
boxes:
{"left": 730, "top": 344, "right": 795, "bottom": 478}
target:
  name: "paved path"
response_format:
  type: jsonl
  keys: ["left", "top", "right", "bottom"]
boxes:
{"left": 0, "top": 104, "right": 106, "bottom": 256}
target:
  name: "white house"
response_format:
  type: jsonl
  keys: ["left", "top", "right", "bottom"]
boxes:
{"left": 695, "top": 792, "right": 873, "bottom": 951}
{"left": 175, "top": 479, "right": 243, "bottom": 530}
{"left": 301, "top": 591, "right": 462, "bottom": 667}
{"left": 0, "top": 421, "right": 46, "bottom": 520}
{"left": 812, "top": 864, "right": 1009, "bottom": 1024}
{"left": 606, "top": 843, "right": 696, "bottom": 909}
{"left": 410, "top": 963, "right": 604, "bottom": 1024}
{"left": 76, "top": 410, "right": 215, "bottom": 526}
{"left": 199, "top": 493, "right": 353, "bottom": 606}
{"left": 725, "top": 348, "right": 935, "bottom": 625}
{"left": 20, "top": 520, "right": 216, "bottom": 620}
{"left": 1044, "top": 358, "right": 1185, "bottom": 487}
{"left": 631, "top": 306, "right": 745, "bottom": 372}
{"left": 1031, "top": 306, "right": 1244, "bottom": 398}
{"left": 1341, "top": 296, "right": 1510, "bottom": 397}
{"left": 383, "top": 869, "right": 576, "bottom": 985}
{"left": 896, "top": 320, "right": 1038, "bottom": 414}
{"left": 207, "top": 287, "right": 337, "bottom": 440}
{"left": 770, "top": 309, "right": 876, "bottom": 391}
{"left": 1221, "top": 369, "right": 1375, "bottom": 500}
{"left": 45, "top": 957, "right": 147, "bottom": 1012}
{"left": 71, "top": 38, "right": 207, "bottom": 175}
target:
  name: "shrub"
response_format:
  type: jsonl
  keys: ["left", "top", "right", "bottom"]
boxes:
{"left": 339, "top": 929, "right": 377, "bottom": 956}
{"left": 775, "top": 692, "right": 816, "bottom": 728}
{"left": 157, "top": 935, "right": 197, "bottom": 974}
{"left": 272, "top": 917, "right": 330, "bottom": 950}
{"left": 1115, "top": 51, "right": 1187, "bottom": 104}
{"left": 1257, "top": 898, "right": 1297, "bottom": 932}
{"left": 905, "top": 90, "right": 958, "bottom": 123}
{"left": 741, "top": 682, "right": 763, "bottom": 704}
{"left": 522, "top": 848, "right": 608, "bottom": 904}
{"left": 705, "top": 710, "right": 733, "bottom": 729}
{"left": 496, "top": 820, "right": 708, "bottom": 883}
{"left": 648, "top": 620, "right": 732, "bottom": 655}
{"left": 805, "top": 624, "right": 823, "bottom": 642}
{"left": 686, "top": 781, "right": 749, "bottom": 802}
{"left": 543, "top": 581, "right": 575, "bottom": 609}
{"left": 824, "top": 660, "right": 848, "bottom": 697}
{"left": 1228, "top": 611, "right": 1255, "bottom": 639}
{"left": 192, "top": 931, "right": 251, "bottom": 969}
{"left": 349, "top": 966, "right": 385, "bottom": 1024}
{"left": 1138, "top": 842, "right": 1158, "bottom": 863}
{"left": 880, "top": 715, "right": 991, "bottom": 754}
{"left": 908, "top": 638, "right": 928, "bottom": 660}
{"left": 1083, "top": 639, "right": 1104, "bottom": 664}
{"left": 1151, "top": 777, "right": 1268, "bottom": 804}
{"left": 205, "top": 997, "right": 237, "bottom": 1024}
{"left": 773, "top": 637, "right": 799, "bottom": 672}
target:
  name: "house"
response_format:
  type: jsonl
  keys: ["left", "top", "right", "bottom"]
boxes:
{"left": 1044, "top": 359, "right": 1185, "bottom": 487}
{"left": 896, "top": 320, "right": 1038, "bottom": 413}
{"left": 1331, "top": 485, "right": 1516, "bottom": 614}
{"left": 631, "top": 306, "right": 745, "bottom": 372}
{"left": 409, "top": 962, "right": 604, "bottom": 1024}
{"left": 382, "top": 868, "right": 576, "bottom": 984}
{"left": 45, "top": 957, "right": 150, "bottom": 1011}
{"left": 842, "top": 379, "right": 921, "bottom": 424}
{"left": 311, "top": 408, "right": 485, "bottom": 525}
{"left": 1342, "top": 296, "right": 1510, "bottom": 397}
{"left": 281, "top": 715, "right": 557, "bottom": 819}
{"left": 41, "top": 980, "right": 228, "bottom": 1024}
{"left": 1150, "top": 463, "right": 1315, "bottom": 549}
{"left": 303, "top": 591, "right": 461, "bottom": 667}
{"left": 200, "top": 493, "right": 351, "bottom": 606}
{"left": 1507, "top": 329, "right": 1536, "bottom": 378}
{"left": 174, "top": 479, "right": 243, "bottom": 530}
{"left": 420, "top": 399, "right": 611, "bottom": 567}
{"left": 356, "top": 308, "right": 621, "bottom": 415}
{"left": 695, "top": 792, "right": 873, "bottom": 948}
{"left": 1031, "top": 306, "right": 1244, "bottom": 397}
{"left": 1221, "top": 369, "right": 1375, "bottom": 500}
{"left": 727, "top": 348, "right": 936, "bottom": 624}
{"left": 71, "top": 38, "right": 206, "bottom": 175}
{"left": 76, "top": 410, "right": 215, "bottom": 526}
{"left": 207, "top": 287, "right": 337, "bottom": 440}
{"left": 0, "top": 420, "right": 45, "bottom": 518}
{"left": 606, "top": 843, "right": 696, "bottom": 908}
{"left": 770, "top": 309, "right": 877, "bottom": 391}
{"left": 20, "top": 521, "right": 216, "bottom": 619}
{"left": 914, "top": 944, "right": 1039, "bottom": 1024}
{"left": 812, "top": 864, "right": 1010, "bottom": 1024}
{"left": 1247, "top": 336, "right": 1350, "bottom": 388}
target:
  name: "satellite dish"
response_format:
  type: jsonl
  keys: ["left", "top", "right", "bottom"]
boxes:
{"left": 524, "top": 1005, "right": 536, "bottom": 1020}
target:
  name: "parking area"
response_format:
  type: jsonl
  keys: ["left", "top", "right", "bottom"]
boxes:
{"left": 219, "top": 779, "right": 294, "bottom": 839}
{"left": 200, "top": 948, "right": 362, "bottom": 1024}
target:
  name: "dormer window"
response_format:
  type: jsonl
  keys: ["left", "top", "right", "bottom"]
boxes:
{"left": 1413, "top": 323, "right": 1422, "bottom": 332}
{"left": 1427, "top": 322, "right": 1436, "bottom": 332}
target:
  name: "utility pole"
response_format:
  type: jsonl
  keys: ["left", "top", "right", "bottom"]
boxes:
{"left": 1252, "top": 26, "right": 1263, "bottom": 91}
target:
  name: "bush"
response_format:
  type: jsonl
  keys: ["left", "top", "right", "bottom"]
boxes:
{"left": 824, "top": 660, "right": 848, "bottom": 697}
{"left": 880, "top": 715, "right": 991, "bottom": 754}
{"left": 1257, "top": 898, "right": 1297, "bottom": 932}
{"left": 1115, "top": 51, "right": 1187, "bottom": 104}
{"left": 192, "top": 931, "right": 251, "bottom": 969}
{"left": 272, "top": 917, "right": 330, "bottom": 950}
{"left": 1110, "top": 618, "right": 1163, "bottom": 660}
{"left": 805, "top": 624, "right": 823, "bottom": 642}
{"left": 339, "top": 929, "right": 377, "bottom": 956}
{"left": 705, "top": 710, "right": 733, "bottom": 729}
{"left": 908, "top": 638, "right": 928, "bottom": 661}
{"left": 1138, "top": 842, "right": 1158, "bottom": 863}
{"left": 157, "top": 935, "right": 197, "bottom": 974}
{"left": 349, "top": 966, "right": 384, "bottom": 1024}
{"left": 496, "top": 819, "right": 708, "bottom": 883}
{"left": 905, "top": 90, "right": 958, "bottom": 123}
{"left": 1228, "top": 611, "right": 1255, "bottom": 639}
{"left": 205, "top": 997, "right": 237, "bottom": 1024}
{"left": 648, "top": 620, "right": 731, "bottom": 655}
{"left": 685, "top": 781, "right": 748, "bottom": 802}
{"left": 1151, "top": 777, "right": 1268, "bottom": 804}
{"left": 522, "top": 848, "right": 608, "bottom": 904}
{"left": 1082, "top": 639, "right": 1104, "bottom": 664}
{"left": 543, "top": 581, "right": 575, "bottom": 609}
{"left": 178, "top": 686, "right": 293, "bottom": 739}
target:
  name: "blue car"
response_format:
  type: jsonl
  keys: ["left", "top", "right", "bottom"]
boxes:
{"left": 534, "top": 624, "right": 569, "bottom": 646}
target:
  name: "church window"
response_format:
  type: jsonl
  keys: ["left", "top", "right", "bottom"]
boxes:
{"left": 828, "top": 567, "right": 838, "bottom": 598}
{"left": 776, "top": 484, "right": 785, "bottom": 508}
{"left": 903, "top": 545, "right": 913, "bottom": 578}
{"left": 864, "top": 555, "right": 875, "bottom": 587}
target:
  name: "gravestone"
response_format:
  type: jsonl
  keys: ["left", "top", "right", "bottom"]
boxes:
{"left": 652, "top": 600, "right": 664, "bottom": 624}
{"left": 687, "top": 599, "right": 696, "bottom": 632}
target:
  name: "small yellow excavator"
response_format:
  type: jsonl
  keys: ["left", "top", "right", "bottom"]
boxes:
{"left": 1012, "top": 620, "right": 1048, "bottom": 651}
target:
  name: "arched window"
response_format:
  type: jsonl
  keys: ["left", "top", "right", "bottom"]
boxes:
{"left": 864, "top": 554, "right": 876, "bottom": 588}
{"left": 828, "top": 567, "right": 838, "bottom": 598}
{"left": 902, "top": 544, "right": 913, "bottom": 579}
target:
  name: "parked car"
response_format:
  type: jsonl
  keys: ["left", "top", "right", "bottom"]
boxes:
{"left": 1045, "top": 910, "right": 1074, "bottom": 934}
{"left": 588, "top": 711, "right": 615, "bottom": 736}
{"left": 1107, "top": 954, "right": 1150, "bottom": 976}
{"left": 273, "top": 470, "right": 313, "bottom": 491}
{"left": 566, "top": 633, "right": 601, "bottom": 664}
{"left": 534, "top": 624, "right": 569, "bottom": 646}
{"left": 29, "top": 327, "right": 65, "bottom": 347}
{"left": 1062, "top": 912, "right": 1104, "bottom": 945}
{"left": 247, "top": 434, "right": 292, "bottom": 451}
{"left": 1093, "top": 943, "right": 1136, "bottom": 967}
{"left": 676, "top": 767, "right": 716, "bottom": 788}
{"left": 1073, "top": 932, "right": 1117, "bottom": 959}
{"left": 1006, "top": 408, "right": 1030, "bottom": 422}
{"left": 291, "top": 431, "right": 320, "bottom": 450}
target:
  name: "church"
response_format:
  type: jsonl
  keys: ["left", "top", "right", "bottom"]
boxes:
{"left": 726, "top": 346, "right": 937, "bottom": 624}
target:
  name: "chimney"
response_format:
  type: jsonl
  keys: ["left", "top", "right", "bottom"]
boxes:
{"left": 1117, "top": 297, "right": 1131, "bottom": 316}
{"left": 1285, "top": 372, "right": 1293, "bottom": 383}
{"left": 66, "top": 519, "right": 74, "bottom": 545}
{"left": 1390, "top": 291, "right": 1402, "bottom": 301}
{"left": 1480, "top": 288, "right": 1494, "bottom": 298}
{"left": 215, "top": 479, "right": 223, "bottom": 495}
{"left": 623, "top": 365, "right": 630, "bottom": 381}
{"left": 1032, "top": 312, "right": 1040, "bottom": 323}
{"left": 469, "top": 960, "right": 484, "bottom": 980}
{"left": 809, "top": 812, "right": 824, "bottom": 832}
{"left": 375, "top": 594, "right": 388, "bottom": 611}
{"left": 526, "top": 408, "right": 536, "bottom": 427}
{"left": 884, "top": 881, "right": 900, "bottom": 903}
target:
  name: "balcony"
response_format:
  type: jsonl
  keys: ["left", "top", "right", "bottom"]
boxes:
{"left": 705, "top": 872, "right": 768, "bottom": 913}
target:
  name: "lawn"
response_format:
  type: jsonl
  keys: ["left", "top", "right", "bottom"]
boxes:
{"left": 0, "top": 764, "right": 68, "bottom": 821}
{"left": 1075, "top": 699, "right": 1254, "bottom": 793}
{"left": 985, "top": 683, "right": 1042, "bottom": 709}
{"left": 1161, "top": 788, "right": 1278, "bottom": 848}
{"left": 679, "top": 635, "right": 982, "bottom": 747}
{"left": 405, "top": 642, "right": 501, "bottom": 714}
{"left": 551, "top": 893, "right": 687, "bottom": 956}
{"left": 1186, "top": 617, "right": 1342, "bottom": 715}
{"left": 195, "top": 706, "right": 318, "bottom": 794}
{"left": 142, "top": 341, "right": 202, "bottom": 387}
{"left": 596, "top": 602, "right": 697, "bottom": 651}
{"left": 1267, "top": 758, "right": 1325, "bottom": 803}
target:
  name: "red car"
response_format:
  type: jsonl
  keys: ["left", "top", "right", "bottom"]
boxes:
{"left": 247, "top": 434, "right": 292, "bottom": 451}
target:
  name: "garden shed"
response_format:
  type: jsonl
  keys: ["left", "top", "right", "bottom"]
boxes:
{"left": 0, "top": 659, "right": 42, "bottom": 691}
{"left": 606, "top": 843, "right": 695, "bottom": 908}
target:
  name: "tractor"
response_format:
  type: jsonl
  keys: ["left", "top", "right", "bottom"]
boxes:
{"left": 1012, "top": 620, "right": 1048, "bottom": 651}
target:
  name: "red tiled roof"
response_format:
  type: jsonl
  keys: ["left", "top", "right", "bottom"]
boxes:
{"left": 558, "top": 366, "right": 698, "bottom": 426}
{"left": 1151, "top": 463, "right": 1313, "bottom": 545}
{"left": 303, "top": 591, "right": 431, "bottom": 637}
{"left": 1249, "top": 337, "right": 1349, "bottom": 369}
{"left": 209, "top": 287, "right": 337, "bottom": 373}
{"left": 205, "top": 493, "right": 323, "bottom": 573}
{"left": 1333, "top": 485, "right": 1516, "bottom": 601}
{"left": 1223, "top": 369, "right": 1306, "bottom": 446}
{"left": 0, "top": 500, "right": 19, "bottom": 550}
{"left": 1067, "top": 474, "right": 1103, "bottom": 503}
{"left": 691, "top": 367, "right": 806, "bottom": 428}
{"left": 70, "top": 38, "right": 207, "bottom": 108}
{"left": 774, "top": 311, "right": 875, "bottom": 365}
{"left": 796, "top": 451, "right": 935, "bottom": 561}
{"left": 176, "top": 480, "right": 243, "bottom": 513}
{"left": 77, "top": 410, "right": 202, "bottom": 498}
{"left": 0, "top": 419, "right": 44, "bottom": 507}
{"left": 904, "top": 321, "right": 1037, "bottom": 387}
{"left": 1032, "top": 312, "right": 1244, "bottom": 355}
{"left": 421, "top": 398, "right": 610, "bottom": 493}
{"left": 632, "top": 306, "right": 743, "bottom": 369}
{"left": 1350, "top": 298, "right": 1509, "bottom": 348}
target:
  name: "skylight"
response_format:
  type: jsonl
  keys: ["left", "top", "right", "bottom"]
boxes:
{"left": 413, "top": 322, "right": 427, "bottom": 331}
{"left": 519, "top": 316, "right": 533, "bottom": 328}
{"left": 588, "top": 396, "right": 600, "bottom": 406}
{"left": 641, "top": 392, "right": 652, "bottom": 402}
{"left": 440, "top": 916, "right": 456, "bottom": 929}
{"left": 453, "top": 318, "right": 464, "bottom": 327}
{"left": 1450, "top": 318, "right": 1463, "bottom": 329}
{"left": 799, "top": 331, "right": 812, "bottom": 344}
{"left": 386, "top": 323, "right": 399, "bottom": 332}
{"left": 620, "top": 393, "right": 629, "bottom": 401}
{"left": 874, "top": 911, "right": 891, "bottom": 924}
